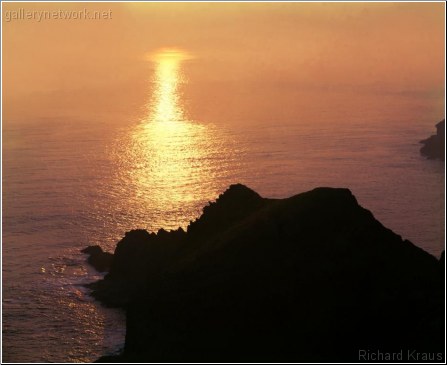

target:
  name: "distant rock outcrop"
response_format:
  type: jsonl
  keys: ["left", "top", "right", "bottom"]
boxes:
{"left": 420, "top": 119, "right": 445, "bottom": 160}
{"left": 87, "top": 184, "right": 444, "bottom": 362}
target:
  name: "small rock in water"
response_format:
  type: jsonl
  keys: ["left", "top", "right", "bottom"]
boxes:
{"left": 81, "top": 245, "right": 113, "bottom": 272}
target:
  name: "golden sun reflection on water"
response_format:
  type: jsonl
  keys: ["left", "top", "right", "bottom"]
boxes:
{"left": 126, "top": 49, "right": 222, "bottom": 230}
{"left": 149, "top": 49, "right": 187, "bottom": 123}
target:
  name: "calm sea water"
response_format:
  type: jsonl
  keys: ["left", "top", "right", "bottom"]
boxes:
{"left": 2, "top": 56, "right": 445, "bottom": 362}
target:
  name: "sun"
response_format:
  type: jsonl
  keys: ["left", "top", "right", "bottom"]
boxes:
{"left": 146, "top": 48, "right": 194, "bottom": 63}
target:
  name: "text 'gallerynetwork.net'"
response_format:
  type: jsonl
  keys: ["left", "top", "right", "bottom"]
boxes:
{"left": 3, "top": 7, "right": 112, "bottom": 22}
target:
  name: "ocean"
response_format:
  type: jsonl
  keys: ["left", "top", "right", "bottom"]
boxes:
{"left": 2, "top": 57, "right": 445, "bottom": 361}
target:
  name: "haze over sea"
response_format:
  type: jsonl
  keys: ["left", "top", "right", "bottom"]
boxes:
{"left": 2, "top": 2, "right": 444, "bottom": 362}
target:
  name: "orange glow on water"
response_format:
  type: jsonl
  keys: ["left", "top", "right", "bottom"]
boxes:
{"left": 147, "top": 49, "right": 190, "bottom": 123}
{"left": 121, "top": 49, "right": 221, "bottom": 229}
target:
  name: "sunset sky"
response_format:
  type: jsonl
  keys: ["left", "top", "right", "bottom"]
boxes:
{"left": 2, "top": 2, "right": 445, "bottom": 122}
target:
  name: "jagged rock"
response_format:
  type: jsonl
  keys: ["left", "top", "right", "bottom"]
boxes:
{"left": 81, "top": 245, "right": 113, "bottom": 272}
{"left": 420, "top": 119, "right": 445, "bottom": 160}
{"left": 187, "top": 183, "right": 264, "bottom": 238}
{"left": 89, "top": 185, "right": 444, "bottom": 362}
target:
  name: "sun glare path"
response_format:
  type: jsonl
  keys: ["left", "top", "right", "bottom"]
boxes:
{"left": 149, "top": 49, "right": 188, "bottom": 123}
{"left": 124, "top": 48, "right": 219, "bottom": 229}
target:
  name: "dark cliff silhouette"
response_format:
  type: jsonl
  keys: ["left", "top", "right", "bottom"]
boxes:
{"left": 420, "top": 119, "right": 445, "bottom": 160}
{"left": 84, "top": 184, "right": 445, "bottom": 362}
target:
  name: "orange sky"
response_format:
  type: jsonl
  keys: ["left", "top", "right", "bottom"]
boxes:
{"left": 2, "top": 2, "right": 445, "bottom": 122}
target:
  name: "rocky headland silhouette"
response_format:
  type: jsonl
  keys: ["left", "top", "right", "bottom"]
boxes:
{"left": 82, "top": 184, "right": 445, "bottom": 362}
{"left": 420, "top": 119, "right": 445, "bottom": 160}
